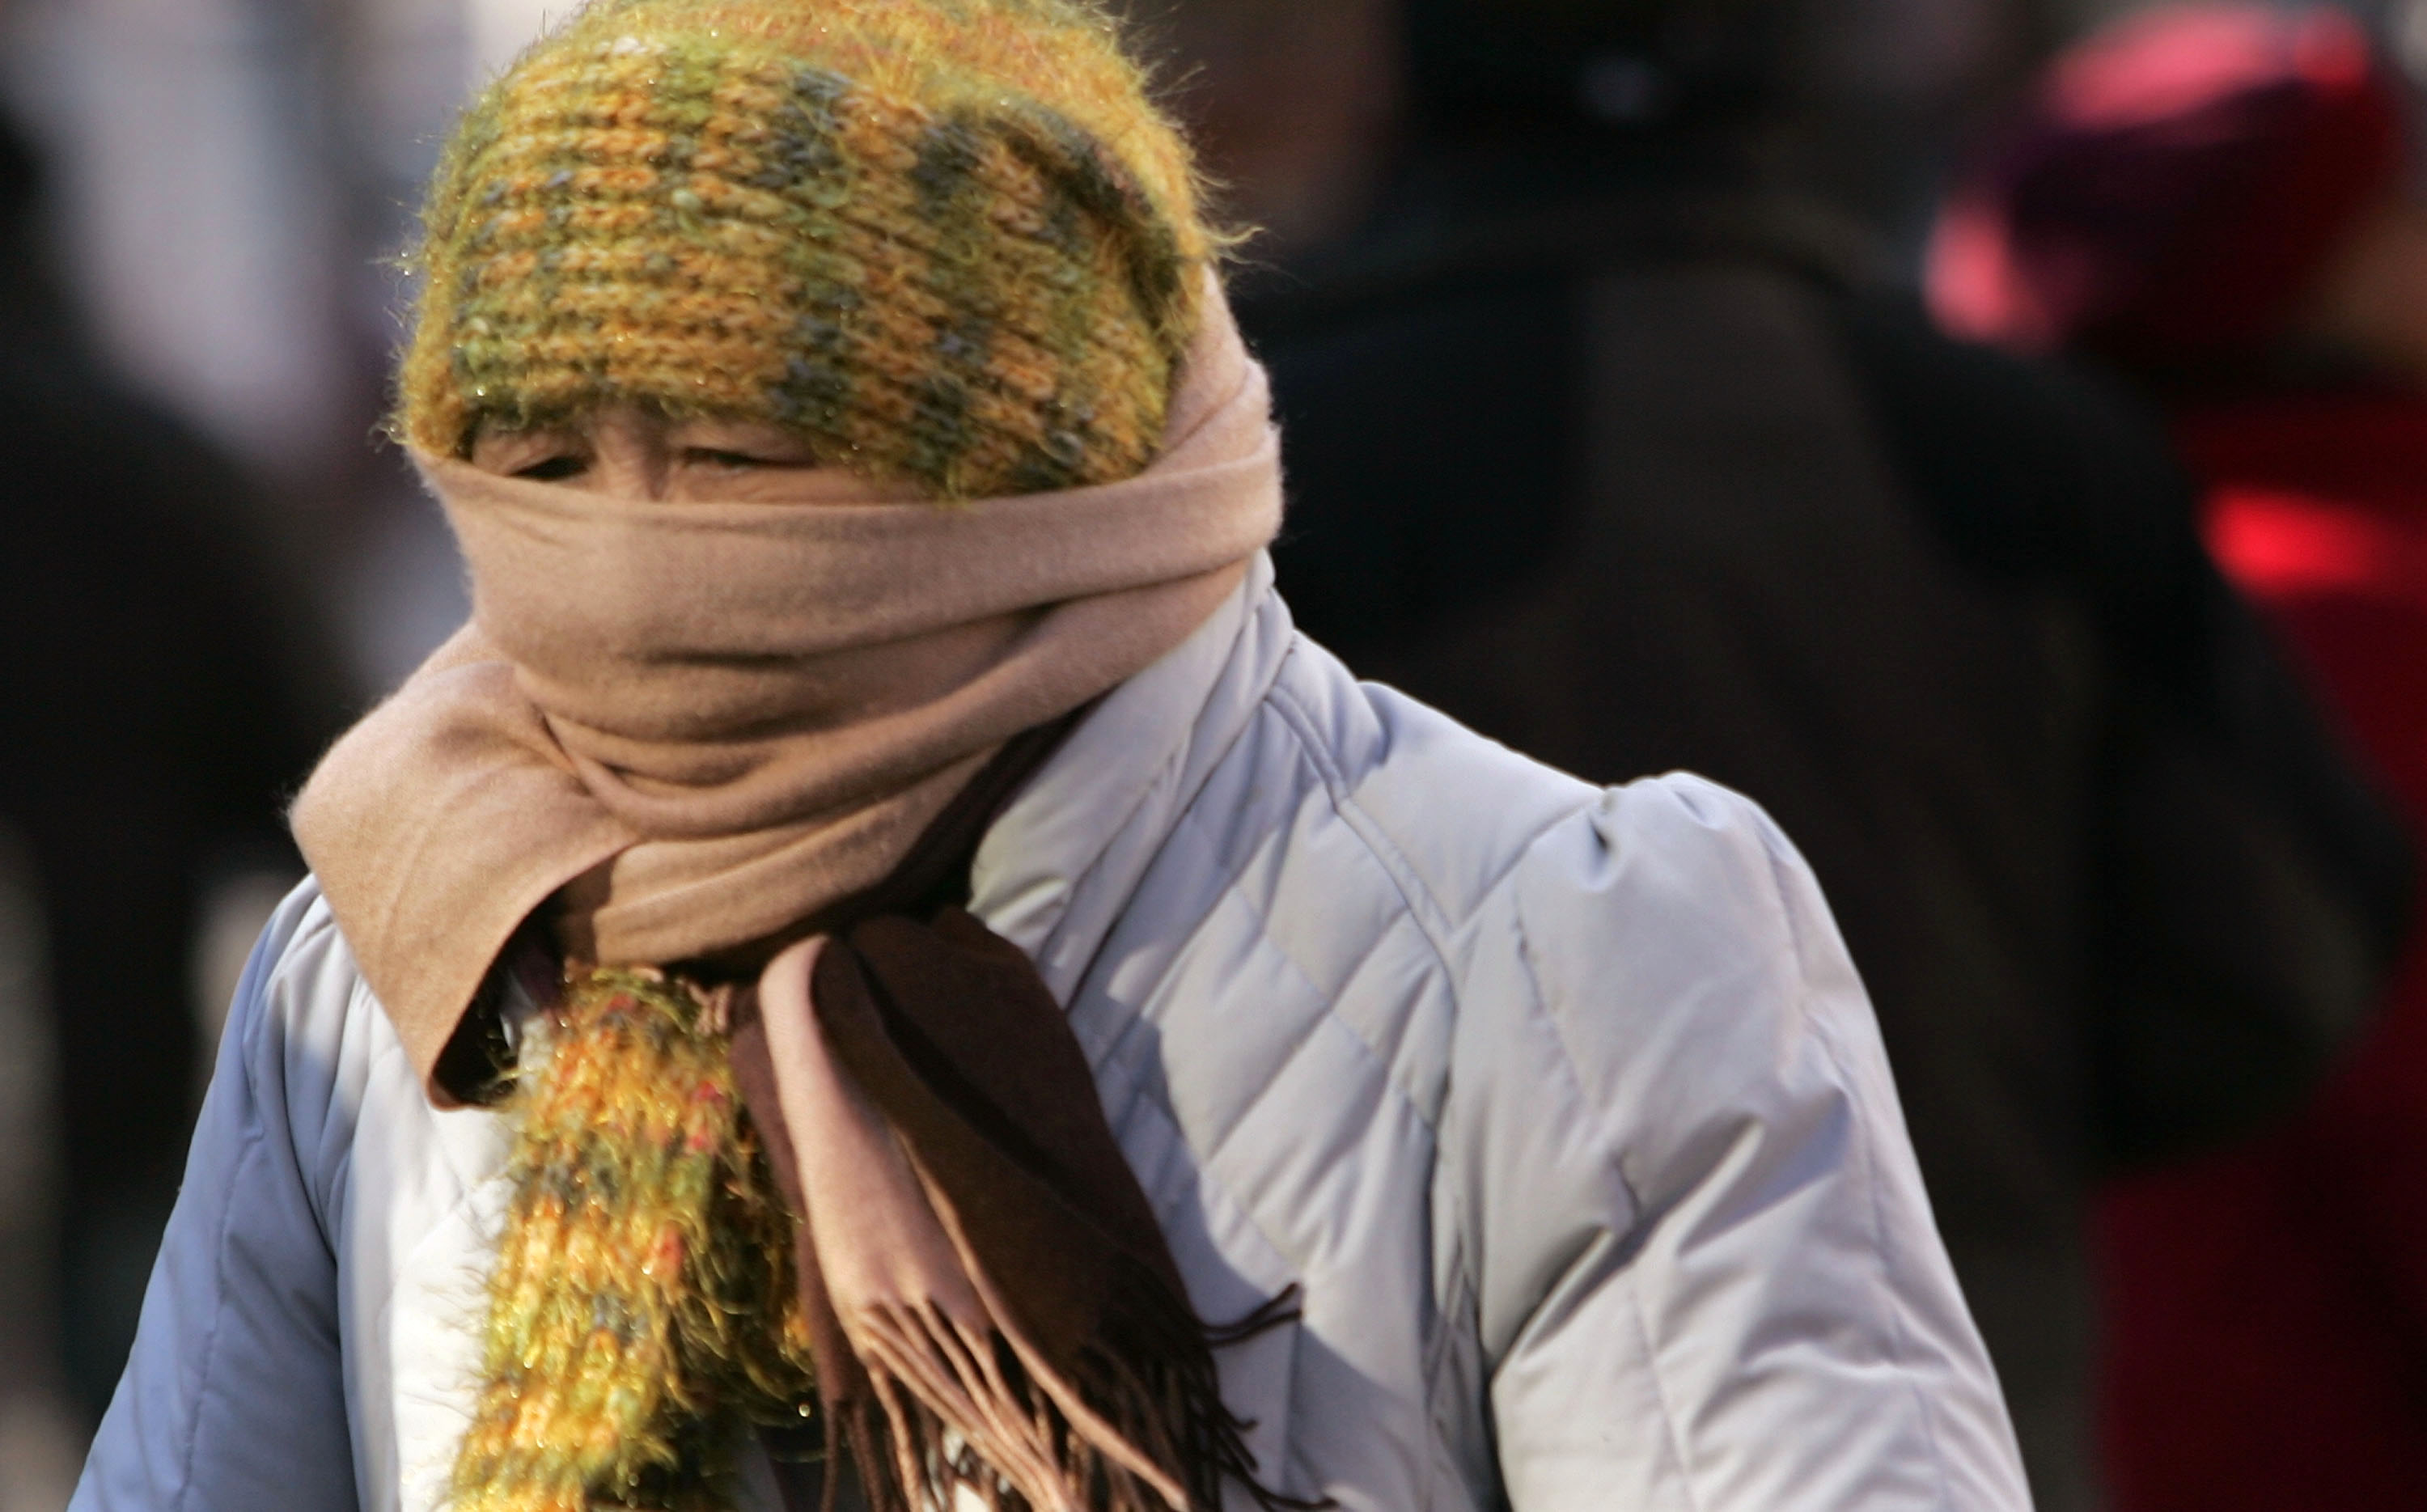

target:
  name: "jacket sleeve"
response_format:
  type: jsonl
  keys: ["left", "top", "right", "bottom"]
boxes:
{"left": 70, "top": 885, "right": 364, "bottom": 1512}
{"left": 1469, "top": 776, "right": 2028, "bottom": 1510}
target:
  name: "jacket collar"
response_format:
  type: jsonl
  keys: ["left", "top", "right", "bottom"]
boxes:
{"left": 968, "top": 553, "right": 1291, "bottom": 1008}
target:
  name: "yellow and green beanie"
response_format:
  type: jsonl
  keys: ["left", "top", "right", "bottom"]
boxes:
{"left": 400, "top": 0, "right": 1214, "bottom": 497}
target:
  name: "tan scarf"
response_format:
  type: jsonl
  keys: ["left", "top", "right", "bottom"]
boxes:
{"left": 292, "top": 294, "right": 1279, "bottom": 1096}
{"left": 292, "top": 292, "right": 1293, "bottom": 1510}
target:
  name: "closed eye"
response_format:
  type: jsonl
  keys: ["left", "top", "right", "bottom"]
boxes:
{"left": 682, "top": 447, "right": 782, "bottom": 470}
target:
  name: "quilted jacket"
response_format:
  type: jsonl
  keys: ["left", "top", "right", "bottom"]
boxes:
{"left": 71, "top": 562, "right": 2029, "bottom": 1511}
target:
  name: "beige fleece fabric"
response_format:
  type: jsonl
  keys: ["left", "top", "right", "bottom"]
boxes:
{"left": 291, "top": 290, "right": 1281, "bottom": 1100}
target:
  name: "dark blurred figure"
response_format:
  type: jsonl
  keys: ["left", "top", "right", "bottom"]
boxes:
{"left": 1934, "top": 6, "right": 2427, "bottom": 1506}
{"left": 1240, "top": 2, "right": 2414, "bottom": 1506}
{"left": 0, "top": 112, "right": 335, "bottom": 1430}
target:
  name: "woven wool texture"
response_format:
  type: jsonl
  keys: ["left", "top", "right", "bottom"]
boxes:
{"left": 455, "top": 968, "right": 817, "bottom": 1512}
{"left": 399, "top": 0, "right": 1214, "bottom": 496}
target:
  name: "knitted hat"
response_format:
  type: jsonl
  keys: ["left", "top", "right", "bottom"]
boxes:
{"left": 1927, "top": 2, "right": 2406, "bottom": 371}
{"left": 400, "top": 0, "right": 1214, "bottom": 497}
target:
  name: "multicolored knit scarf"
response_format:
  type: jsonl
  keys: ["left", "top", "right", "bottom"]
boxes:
{"left": 454, "top": 967, "right": 818, "bottom": 1512}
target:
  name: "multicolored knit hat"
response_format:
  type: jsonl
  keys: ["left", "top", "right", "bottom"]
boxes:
{"left": 400, "top": 0, "right": 1214, "bottom": 497}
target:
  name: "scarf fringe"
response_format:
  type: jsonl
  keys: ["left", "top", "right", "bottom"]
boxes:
{"left": 833, "top": 1264, "right": 1323, "bottom": 1512}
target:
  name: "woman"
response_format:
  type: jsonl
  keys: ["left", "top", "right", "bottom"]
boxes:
{"left": 74, "top": 2, "right": 2023, "bottom": 1509}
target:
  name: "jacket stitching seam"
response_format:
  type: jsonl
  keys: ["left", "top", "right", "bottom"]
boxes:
{"left": 1020, "top": 607, "right": 1293, "bottom": 1011}
{"left": 1261, "top": 680, "right": 1471, "bottom": 974}
{"left": 1189, "top": 947, "right": 1420, "bottom": 1177}
{"left": 1028, "top": 731, "right": 1199, "bottom": 1009}
{"left": 1057, "top": 842, "right": 1319, "bottom": 1281}
{"left": 1198, "top": 1015, "right": 1377, "bottom": 1273}
{"left": 1505, "top": 866, "right": 1693, "bottom": 1504}
{"left": 1264, "top": 678, "right": 1591, "bottom": 930}
{"left": 248, "top": 902, "right": 346, "bottom": 1236}
{"left": 1168, "top": 800, "right": 1443, "bottom": 1146}
{"left": 1067, "top": 804, "right": 1345, "bottom": 1175}
{"left": 1095, "top": 1018, "right": 1315, "bottom": 1287}
{"left": 1177, "top": 890, "right": 1342, "bottom": 1164}
{"left": 177, "top": 1103, "right": 272, "bottom": 1510}
{"left": 1420, "top": 1185, "right": 1483, "bottom": 1507}
{"left": 1620, "top": 1262, "right": 1707, "bottom": 1512}
{"left": 1163, "top": 701, "right": 1472, "bottom": 1495}
{"left": 1508, "top": 903, "right": 1641, "bottom": 1191}
{"left": 1756, "top": 838, "right": 1963, "bottom": 1512}
{"left": 1257, "top": 683, "right": 1638, "bottom": 1493}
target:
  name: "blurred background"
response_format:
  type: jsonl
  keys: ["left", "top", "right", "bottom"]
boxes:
{"left": 5, "top": 0, "right": 2427, "bottom": 1508}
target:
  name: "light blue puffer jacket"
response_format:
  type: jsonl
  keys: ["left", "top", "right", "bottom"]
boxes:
{"left": 73, "top": 562, "right": 2030, "bottom": 1512}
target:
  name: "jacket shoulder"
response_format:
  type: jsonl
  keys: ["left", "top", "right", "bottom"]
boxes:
{"left": 1267, "top": 631, "right": 1815, "bottom": 960}
{"left": 227, "top": 878, "right": 387, "bottom": 1235}
{"left": 1497, "top": 773, "right": 1860, "bottom": 1132}
{"left": 1252, "top": 632, "right": 1860, "bottom": 1145}
{"left": 1264, "top": 633, "right": 1605, "bottom": 931}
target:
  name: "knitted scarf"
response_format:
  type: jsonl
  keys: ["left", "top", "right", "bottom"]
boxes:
{"left": 291, "top": 296, "right": 1290, "bottom": 1510}
{"left": 453, "top": 964, "right": 819, "bottom": 1512}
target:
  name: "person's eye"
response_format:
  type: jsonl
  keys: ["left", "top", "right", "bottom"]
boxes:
{"left": 512, "top": 453, "right": 589, "bottom": 481}
{"left": 682, "top": 447, "right": 774, "bottom": 471}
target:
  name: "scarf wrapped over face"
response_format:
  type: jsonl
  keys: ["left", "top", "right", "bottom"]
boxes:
{"left": 290, "top": 297, "right": 1288, "bottom": 1511}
